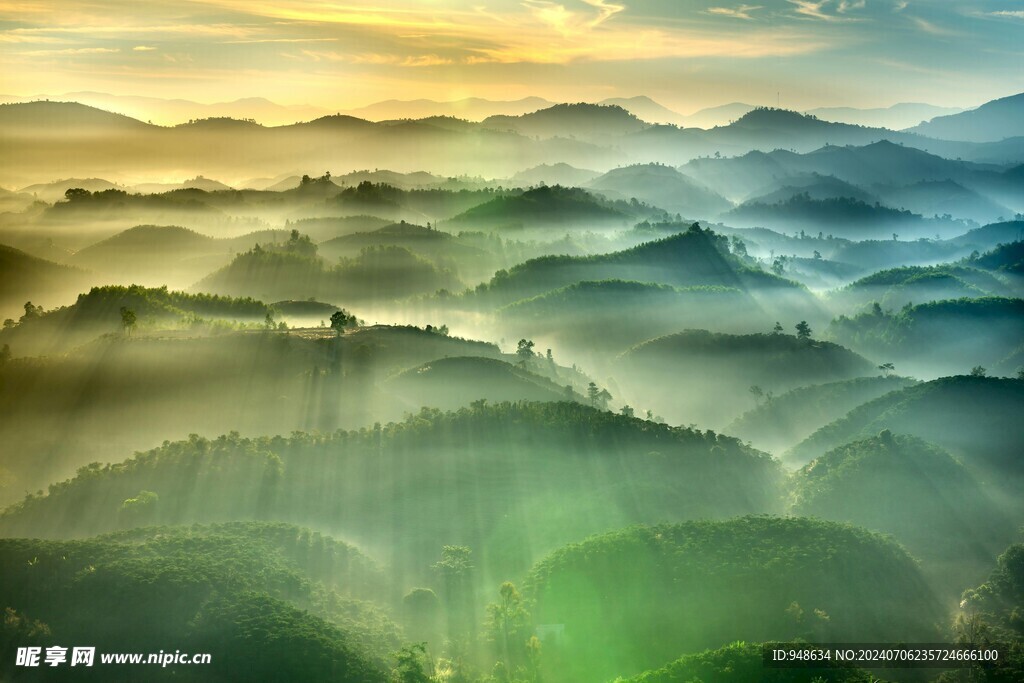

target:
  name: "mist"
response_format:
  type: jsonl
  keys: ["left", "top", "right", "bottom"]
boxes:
{"left": 2, "top": 85, "right": 1024, "bottom": 683}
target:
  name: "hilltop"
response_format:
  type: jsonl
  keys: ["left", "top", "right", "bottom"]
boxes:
{"left": 0, "top": 244, "right": 92, "bottom": 319}
{"left": 0, "top": 402, "right": 785, "bottom": 583}
{"left": 587, "top": 163, "right": 732, "bottom": 217}
{"left": 785, "top": 376, "right": 1024, "bottom": 497}
{"left": 0, "top": 522, "right": 396, "bottom": 681}
{"left": 726, "top": 376, "right": 917, "bottom": 454}
{"left": 906, "top": 92, "right": 1024, "bottom": 142}
{"left": 525, "top": 516, "right": 942, "bottom": 682}
{"left": 617, "top": 329, "right": 873, "bottom": 428}
{"left": 792, "top": 432, "right": 1013, "bottom": 571}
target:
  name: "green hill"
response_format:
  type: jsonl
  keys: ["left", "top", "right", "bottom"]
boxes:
{"left": 524, "top": 516, "right": 942, "bottom": 682}
{"left": 725, "top": 376, "right": 917, "bottom": 454}
{"left": 473, "top": 224, "right": 807, "bottom": 307}
{"left": 499, "top": 280, "right": 755, "bottom": 351}
{"left": 0, "top": 522, "right": 396, "bottom": 682}
{"left": 587, "top": 163, "right": 732, "bottom": 217}
{"left": 975, "top": 240, "right": 1024, "bottom": 275}
{"left": 785, "top": 376, "right": 1024, "bottom": 499}
{"left": 0, "top": 284, "right": 272, "bottom": 355}
{"left": 445, "top": 184, "right": 633, "bottom": 231}
{"left": 827, "top": 297, "right": 1024, "bottom": 373}
{"left": 0, "top": 326, "right": 508, "bottom": 501}
{"left": 0, "top": 402, "right": 785, "bottom": 585}
{"left": 0, "top": 243, "right": 92, "bottom": 320}
{"left": 831, "top": 264, "right": 1010, "bottom": 310}
{"left": 69, "top": 225, "right": 228, "bottom": 287}
{"left": 482, "top": 102, "right": 648, "bottom": 140}
{"left": 955, "top": 544, "right": 1024, "bottom": 681}
{"left": 726, "top": 194, "right": 937, "bottom": 240}
{"left": 792, "top": 432, "right": 1014, "bottom": 573}
{"left": 383, "top": 356, "right": 570, "bottom": 411}
{"left": 617, "top": 329, "right": 874, "bottom": 428}
{"left": 197, "top": 244, "right": 463, "bottom": 304}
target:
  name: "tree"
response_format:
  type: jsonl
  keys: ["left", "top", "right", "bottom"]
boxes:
{"left": 485, "top": 582, "right": 531, "bottom": 675}
{"left": 878, "top": 362, "right": 895, "bottom": 377}
{"left": 2, "top": 319, "right": 14, "bottom": 329}
{"left": 772, "top": 322, "right": 784, "bottom": 334}
{"left": 619, "top": 405, "right": 634, "bottom": 418}
{"left": 516, "top": 339, "right": 535, "bottom": 363}
{"left": 391, "top": 643, "right": 434, "bottom": 683}
{"left": 795, "top": 320, "right": 812, "bottom": 340}
{"left": 970, "top": 366, "right": 987, "bottom": 377}
{"left": 63, "top": 187, "right": 90, "bottom": 201}
{"left": 433, "top": 546, "right": 474, "bottom": 640}
{"left": 586, "top": 382, "right": 612, "bottom": 408}
{"left": 120, "top": 307, "right": 137, "bottom": 336}
{"left": 329, "top": 309, "right": 353, "bottom": 335}
{"left": 0, "top": 344, "right": 10, "bottom": 365}
{"left": 749, "top": 385, "right": 764, "bottom": 404}
{"left": 21, "top": 301, "right": 42, "bottom": 321}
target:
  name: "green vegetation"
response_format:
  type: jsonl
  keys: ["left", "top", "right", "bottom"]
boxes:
{"left": 4, "top": 93, "right": 1024, "bottom": 683}
{"left": 617, "top": 329, "right": 873, "bottom": 427}
{"left": 726, "top": 376, "right": 917, "bottom": 453}
{"left": 198, "top": 243, "right": 462, "bottom": 303}
{"left": 792, "top": 432, "right": 1014, "bottom": 574}
{"left": 949, "top": 544, "right": 1024, "bottom": 682}
{"left": 0, "top": 522, "right": 397, "bottom": 682}
{"left": 473, "top": 224, "right": 805, "bottom": 307}
{"left": 525, "top": 516, "right": 942, "bottom": 682}
{"left": 827, "top": 297, "right": 1024, "bottom": 372}
{"left": 0, "top": 402, "right": 785, "bottom": 583}
{"left": 786, "top": 376, "right": 1024, "bottom": 496}
{"left": 499, "top": 280, "right": 753, "bottom": 350}
{"left": 445, "top": 184, "right": 637, "bottom": 231}
{"left": 0, "top": 284, "right": 273, "bottom": 354}
{"left": 384, "top": 356, "right": 573, "bottom": 410}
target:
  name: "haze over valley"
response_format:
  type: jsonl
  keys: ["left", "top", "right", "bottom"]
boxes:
{"left": 2, "top": 1, "right": 1024, "bottom": 681}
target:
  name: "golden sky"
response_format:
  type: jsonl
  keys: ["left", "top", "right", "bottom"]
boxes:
{"left": 1, "top": 0, "right": 1022, "bottom": 112}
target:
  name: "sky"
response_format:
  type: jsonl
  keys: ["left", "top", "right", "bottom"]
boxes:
{"left": 0, "top": 0, "right": 1022, "bottom": 113}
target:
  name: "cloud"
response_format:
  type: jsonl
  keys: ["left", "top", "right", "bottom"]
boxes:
{"left": 297, "top": 50, "right": 453, "bottom": 67}
{"left": 892, "top": 1, "right": 908, "bottom": 12}
{"left": 23, "top": 46, "right": 120, "bottom": 56}
{"left": 707, "top": 5, "right": 763, "bottom": 20}
{"left": 787, "top": 0, "right": 861, "bottom": 22}
{"left": 909, "top": 16, "right": 958, "bottom": 36}
{"left": 522, "top": 0, "right": 625, "bottom": 36}
{"left": 989, "top": 11, "right": 1024, "bottom": 19}
{"left": 132, "top": 45, "right": 157, "bottom": 51}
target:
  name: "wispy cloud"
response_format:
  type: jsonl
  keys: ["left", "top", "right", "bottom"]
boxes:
{"left": 298, "top": 50, "right": 453, "bottom": 67}
{"left": 23, "top": 46, "right": 120, "bottom": 56}
{"left": 909, "top": 16, "right": 958, "bottom": 36}
{"left": 707, "top": 5, "right": 763, "bottom": 20}
{"left": 132, "top": 45, "right": 157, "bottom": 51}
{"left": 989, "top": 11, "right": 1024, "bottom": 19}
{"left": 787, "top": 0, "right": 862, "bottom": 22}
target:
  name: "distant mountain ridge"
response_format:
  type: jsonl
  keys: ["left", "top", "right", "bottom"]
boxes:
{"left": 906, "top": 92, "right": 1024, "bottom": 142}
